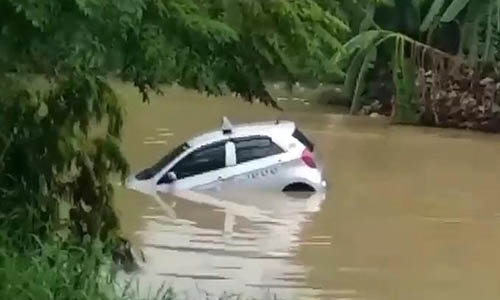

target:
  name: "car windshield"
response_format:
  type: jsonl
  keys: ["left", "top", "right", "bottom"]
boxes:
{"left": 135, "top": 143, "right": 190, "bottom": 180}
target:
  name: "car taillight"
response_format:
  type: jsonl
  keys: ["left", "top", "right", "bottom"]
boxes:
{"left": 301, "top": 148, "right": 317, "bottom": 168}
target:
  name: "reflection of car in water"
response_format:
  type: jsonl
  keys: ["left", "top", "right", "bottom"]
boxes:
{"left": 124, "top": 184, "right": 328, "bottom": 299}
{"left": 127, "top": 117, "right": 327, "bottom": 193}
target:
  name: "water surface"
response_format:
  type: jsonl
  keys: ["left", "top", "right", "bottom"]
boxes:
{"left": 115, "top": 83, "right": 500, "bottom": 299}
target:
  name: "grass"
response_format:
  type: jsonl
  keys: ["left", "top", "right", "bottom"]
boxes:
{"left": 0, "top": 229, "right": 175, "bottom": 300}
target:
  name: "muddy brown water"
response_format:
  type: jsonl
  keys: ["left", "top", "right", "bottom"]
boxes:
{"left": 114, "top": 83, "right": 500, "bottom": 299}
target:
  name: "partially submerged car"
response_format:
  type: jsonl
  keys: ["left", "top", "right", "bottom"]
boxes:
{"left": 127, "top": 117, "right": 326, "bottom": 193}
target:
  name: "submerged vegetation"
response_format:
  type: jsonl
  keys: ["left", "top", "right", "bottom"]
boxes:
{"left": 1, "top": 0, "right": 500, "bottom": 299}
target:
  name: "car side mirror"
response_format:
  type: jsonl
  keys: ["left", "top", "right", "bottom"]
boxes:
{"left": 167, "top": 171, "right": 177, "bottom": 181}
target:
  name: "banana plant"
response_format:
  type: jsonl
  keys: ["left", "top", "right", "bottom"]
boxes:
{"left": 342, "top": 0, "right": 500, "bottom": 122}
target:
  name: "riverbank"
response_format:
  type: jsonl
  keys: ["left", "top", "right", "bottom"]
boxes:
{"left": 266, "top": 76, "right": 500, "bottom": 134}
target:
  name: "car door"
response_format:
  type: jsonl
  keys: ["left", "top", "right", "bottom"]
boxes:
{"left": 220, "top": 136, "right": 286, "bottom": 190}
{"left": 156, "top": 141, "right": 227, "bottom": 191}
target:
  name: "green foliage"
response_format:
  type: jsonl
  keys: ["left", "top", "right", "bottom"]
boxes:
{"left": 0, "top": 0, "right": 349, "bottom": 106}
{"left": 0, "top": 233, "right": 114, "bottom": 300}
{"left": 345, "top": 45, "right": 377, "bottom": 114}
{"left": 341, "top": 0, "right": 500, "bottom": 121}
{"left": 460, "top": 0, "right": 500, "bottom": 66}
{"left": 0, "top": 228, "right": 175, "bottom": 300}
{"left": 341, "top": 29, "right": 422, "bottom": 118}
{"left": 342, "top": 28, "right": 393, "bottom": 114}
{"left": 0, "top": 74, "right": 128, "bottom": 240}
{"left": 351, "top": 48, "right": 377, "bottom": 114}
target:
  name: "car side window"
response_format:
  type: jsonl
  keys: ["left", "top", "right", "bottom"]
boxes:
{"left": 158, "top": 142, "right": 226, "bottom": 184}
{"left": 235, "top": 137, "right": 283, "bottom": 164}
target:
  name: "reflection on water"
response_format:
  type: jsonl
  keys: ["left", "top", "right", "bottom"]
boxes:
{"left": 115, "top": 83, "right": 500, "bottom": 299}
{"left": 122, "top": 187, "right": 328, "bottom": 299}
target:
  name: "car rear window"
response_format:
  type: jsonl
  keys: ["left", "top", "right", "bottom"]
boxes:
{"left": 235, "top": 137, "right": 283, "bottom": 164}
{"left": 292, "top": 128, "right": 314, "bottom": 151}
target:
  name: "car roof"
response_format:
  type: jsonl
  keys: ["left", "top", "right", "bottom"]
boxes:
{"left": 187, "top": 120, "right": 296, "bottom": 147}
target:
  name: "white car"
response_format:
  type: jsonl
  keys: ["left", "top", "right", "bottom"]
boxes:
{"left": 127, "top": 117, "right": 326, "bottom": 193}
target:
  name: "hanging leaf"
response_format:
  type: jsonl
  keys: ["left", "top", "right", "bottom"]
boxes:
{"left": 350, "top": 47, "right": 377, "bottom": 114}
{"left": 344, "top": 49, "right": 366, "bottom": 99}
{"left": 441, "top": 0, "right": 472, "bottom": 22}
{"left": 483, "top": 1, "right": 495, "bottom": 62}
{"left": 497, "top": 0, "right": 500, "bottom": 30}
{"left": 359, "top": 4, "right": 376, "bottom": 32}
{"left": 343, "top": 30, "right": 385, "bottom": 55}
{"left": 420, "top": 0, "right": 446, "bottom": 31}
{"left": 460, "top": 0, "right": 489, "bottom": 63}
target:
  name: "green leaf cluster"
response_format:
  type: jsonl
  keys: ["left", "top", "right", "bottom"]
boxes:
{"left": 340, "top": 0, "right": 500, "bottom": 120}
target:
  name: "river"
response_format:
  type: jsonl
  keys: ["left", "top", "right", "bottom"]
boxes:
{"left": 114, "top": 82, "right": 500, "bottom": 300}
